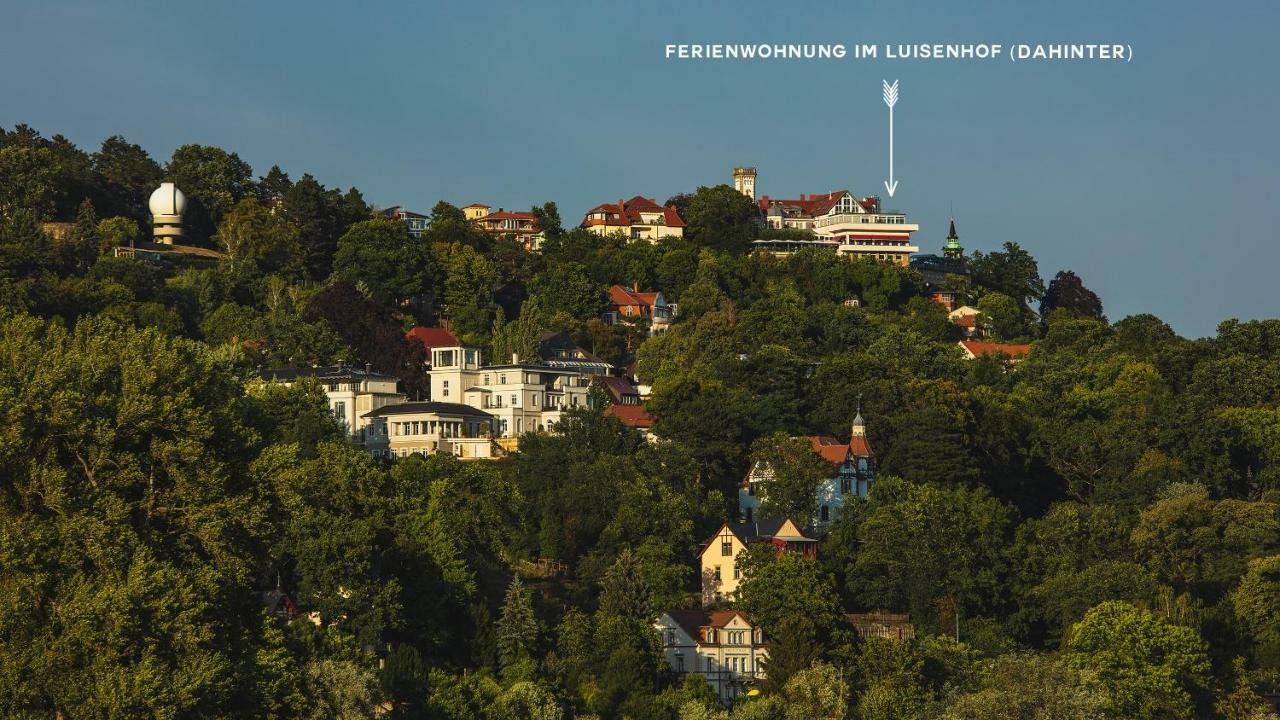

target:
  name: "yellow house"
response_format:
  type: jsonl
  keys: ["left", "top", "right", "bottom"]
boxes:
{"left": 580, "top": 196, "right": 685, "bottom": 242}
{"left": 463, "top": 203, "right": 490, "bottom": 221}
{"left": 699, "top": 517, "right": 815, "bottom": 605}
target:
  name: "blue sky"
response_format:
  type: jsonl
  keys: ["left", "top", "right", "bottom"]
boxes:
{"left": 3, "top": 0, "right": 1277, "bottom": 337}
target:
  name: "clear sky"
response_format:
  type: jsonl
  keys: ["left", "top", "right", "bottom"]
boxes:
{"left": 4, "top": 0, "right": 1277, "bottom": 337}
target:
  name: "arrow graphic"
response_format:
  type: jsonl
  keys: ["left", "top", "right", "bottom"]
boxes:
{"left": 882, "top": 79, "right": 899, "bottom": 197}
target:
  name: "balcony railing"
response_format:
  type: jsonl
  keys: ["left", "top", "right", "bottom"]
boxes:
{"left": 815, "top": 213, "right": 909, "bottom": 228}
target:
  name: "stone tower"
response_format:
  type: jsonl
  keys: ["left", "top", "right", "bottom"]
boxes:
{"left": 733, "top": 166, "right": 757, "bottom": 200}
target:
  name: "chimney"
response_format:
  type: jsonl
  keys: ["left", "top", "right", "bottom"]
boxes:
{"left": 619, "top": 198, "right": 626, "bottom": 211}
{"left": 512, "top": 353, "right": 520, "bottom": 364}
{"left": 799, "top": 193, "right": 806, "bottom": 201}
{"left": 633, "top": 282, "right": 639, "bottom": 293}
{"left": 365, "top": 362, "right": 372, "bottom": 375}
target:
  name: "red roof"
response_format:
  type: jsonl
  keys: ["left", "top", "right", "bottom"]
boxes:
{"left": 406, "top": 327, "right": 459, "bottom": 351}
{"left": 606, "top": 403, "right": 653, "bottom": 429}
{"left": 758, "top": 191, "right": 880, "bottom": 218}
{"left": 482, "top": 210, "right": 538, "bottom": 221}
{"left": 706, "top": 610, "right": 745, "bottom": 628}
{"left": 582, "top": 196, "right": 685, "bottom": 228}
{"left": 953, "top": 315, "right": 977, "bottom": 329}
{"left": 959, "top": 340, "right": 1031, "bottom": 358}
{"left": 806, "top": 435, "right": 873, "bottom": 465}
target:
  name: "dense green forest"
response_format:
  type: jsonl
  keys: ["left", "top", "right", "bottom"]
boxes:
{"left": 2, "top": 124, "right": 1280, "bottom": 719}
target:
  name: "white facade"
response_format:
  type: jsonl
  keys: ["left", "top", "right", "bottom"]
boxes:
{"left": 756, "top": 191, "right": 919, "bottom": 264}
{"left": 656, "top": 611, "right": 768, "bottom": 705}
{"left": 360, "top": 402, "right": 497, "bottom": 460}
{"left": 739, "top": 417, "right": 875, "bottom": 529}
{"left": 257, "top": 365, "right": 405, "bottom": 445}
{"left": 428, "top": 346, "right": 594, "bottom": 438}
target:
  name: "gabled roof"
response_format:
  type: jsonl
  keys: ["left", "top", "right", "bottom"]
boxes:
{"left": 700, "top": 517, "right": 815, "bottom": 555}
{"left": 606, "top": 402, "right": 653, "bottom": 429}
{"left": 663, "top": 609, "right": 756, "bottom": 645}
{"left": 759, "top": 190, "right": 869, "bottom": 218}
{"left": 596, "top": 375, "right": 640, "bottom": 402}
{"left": 362, "top": 402, "right": 494, "bottom": 419}
{"left": 959, "top": 340, "right": 1032, "bottom": 359}
{"left": 582, "top": 197, "right": 685, "bottom": 228}
{"left": 463, "top": 203, "right": 490, "bottom": 209}
{"left": 608, "top": 284, "right": 664, "bottom": 309}
{"left": 406, "top": 326, "right": 459, "bottom": 351}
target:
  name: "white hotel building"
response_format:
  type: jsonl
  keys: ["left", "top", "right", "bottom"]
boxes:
{"left": 733, "top": 167, "right": 919, "bottom": 265}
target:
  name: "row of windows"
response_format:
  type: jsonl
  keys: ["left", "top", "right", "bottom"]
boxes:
{"left": 390, "top": 419, "right": 479, "bottom": 438}
{"left": 665, "top": 630, "right": 761, "bottom": 650}
{"left": 374, "top": 445, "right": 463, "bottom": 459}
{"left": 837, "top": 238, "right": 912, "bottom": 247}
{"left": 711, "top": 564, "right": 742, "bottom": 581}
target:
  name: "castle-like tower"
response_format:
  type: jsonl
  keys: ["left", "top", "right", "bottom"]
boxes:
{"left": 148, "top": 182, "right": 187, "bottom": 245}
{"left": 733, "top": 166, "right": 757, "bottom": 200}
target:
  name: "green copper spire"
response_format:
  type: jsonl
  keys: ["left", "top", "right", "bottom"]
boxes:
{"left": 943, "top": 218, "right": 964, "bottom": 258}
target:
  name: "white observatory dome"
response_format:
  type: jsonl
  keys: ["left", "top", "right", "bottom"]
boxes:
{"left": 149, "top": 182, "right": 188, "bottom": 217}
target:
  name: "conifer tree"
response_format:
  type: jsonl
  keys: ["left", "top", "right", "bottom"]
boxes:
{"left": 497, "top": 576, "right": 538, "bottom": 681}
{"left": 599, "top": 548, "right": 652, "bottom": 621}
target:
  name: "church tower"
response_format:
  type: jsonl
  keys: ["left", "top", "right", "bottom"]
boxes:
{"left": 943, "top": 218, "right": 964, "bottom": 259}
{"left": 733, "top": 166, "right": 757, "bottom": 200}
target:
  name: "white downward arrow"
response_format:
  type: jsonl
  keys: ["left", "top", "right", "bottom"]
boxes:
{"left": 883, "top": 79, "right": 899, "bottom": 197}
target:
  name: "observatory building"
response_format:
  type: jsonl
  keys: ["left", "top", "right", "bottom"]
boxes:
{"left": 149, "top": 182, "right": 187, "bottom": 244}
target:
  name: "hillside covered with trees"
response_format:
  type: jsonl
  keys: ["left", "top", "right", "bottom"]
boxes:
{"left": 2, "top": 124, "right": 1280, "bottom": 719}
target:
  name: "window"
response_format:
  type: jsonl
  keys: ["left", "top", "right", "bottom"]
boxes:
{"left": 734, "top": 565, "right": 741, "bottom": 580}
{"left": 511, "top": 394, "right": 518, "bottom": 407}
{"left": 442, "top": 380, "right": 449, "bottom": 398}
{"left": 332, "top": 401, "right": 346, "bottom": 422}
{"left": 676, "top": 653, "right": 684, "bottom": 672}
{"left": 821, "top": 505, "right": 830, "bottom": 522}
{"left": 721, "top": 537, "right": 733, "bottom": 556}
{"left": 744, "top": 507, "right": 753, "bottom": 522}
{"left": 714, "top": 566, "right": 721, "bottom": 581}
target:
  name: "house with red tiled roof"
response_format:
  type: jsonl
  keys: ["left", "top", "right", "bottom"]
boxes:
{"left": 406, "top": 326, "right": 459, "bottom": 355}
{"left": 580, "top": 196, "right": 685, "bottom": 242}
{"left": 655, "top": 608, "right": 768, "bottom": 704}
{"left": 948, "top": 306, "right": 982, "bottom": 338}
{"left": 468, "top": 205, "right": 544, "bottom": 250}
{"left": 606, "top": 284, "right": 676, "bottom": 336}
{"left": 958, "top": 339, "right": 1032, "bottom": 361}
{"left": 740, "top": 409, "right": 876, "bottom": 529}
